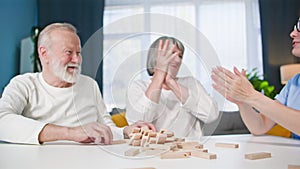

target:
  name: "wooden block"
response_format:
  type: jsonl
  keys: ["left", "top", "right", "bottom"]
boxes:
{"left": 180, "top": 150, "right": 192, "bottom": 156}
{"left": 128, "top": 134, "right": 141, "bottom": 145}
{"left": 165, "top": 131, "right": 174, "bottom": 137}
{"left": 177, "top": 142, "right": 203, "bottom": 150}
{"left": 194, "top": 149, "right": 208, "bottom": 153}
{"left": 147, "top": 144, "right": 171, "bottom": 150}
{"left": 160, "top": 151, "right": 190, "bottom": 159}
{"left": 149, "top": 137, "right": 156, "bottom": 144}
{"left": 112, "top": 140, "right": 127, "bottom": 145}
{"left": 132, "top": 133, "right": 142, "bottom": 140}
{"left": 132, "top": 128, "right": 141, "bottom": 133}
{"left": 149, "top": 131, "right": 157, "bottom": 137}
{"left": 165, "top": 137, "right": 175, "bottom": 143}
{"left": 191, "top": 151, "right": 217, "bottom": 160}
{"left": 288, "top": 165, "right": 300, "bottom": 169}
{"left": 125, "top": 148, "right": 140, "bottom": 156}
{"left": 141, "top": 135, "right": 150, "bottom": 147}
{"left": 132, "top": 139, "right": 141, "bottom": 146}
{"left": 156, "top": 133, "right": 167, "bottom": 144}
{"left": 245, "top": 152, "right": 271, "bottom": 160}
{"left": 174, "top": 137, "right": 185, "bottom": 142}
{"left": 215, "top": 142, "right": 239, "bottom": 148}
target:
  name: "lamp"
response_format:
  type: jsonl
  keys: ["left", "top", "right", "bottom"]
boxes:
{"left": 280, "top": 64, "right": 300, "bottom": 84}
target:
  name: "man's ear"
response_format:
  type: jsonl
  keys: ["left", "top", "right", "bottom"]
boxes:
{"left": 38, "top": 46, "right": 49, "bottom": 64}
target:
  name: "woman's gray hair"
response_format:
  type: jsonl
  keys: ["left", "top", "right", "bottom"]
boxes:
{"left": 38, "top": 22, "right": 77, "bottom": 48}
{"left": 146, "top": 36, "right": 185, "bottom": 76}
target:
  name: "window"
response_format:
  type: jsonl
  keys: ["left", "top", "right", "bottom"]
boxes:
{"left": 102, "top": 0, "right": 262, "bottom": 111}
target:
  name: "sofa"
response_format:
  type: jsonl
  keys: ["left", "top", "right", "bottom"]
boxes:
{"left": 110, "top": 108, "right": 250, "bottom": 135}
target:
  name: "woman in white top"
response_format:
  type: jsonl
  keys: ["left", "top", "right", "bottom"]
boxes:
{"left": 126, "top": 36, "right": 219, "bottom": 138}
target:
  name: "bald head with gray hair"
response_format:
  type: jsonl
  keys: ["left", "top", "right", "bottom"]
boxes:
{"left": 147, "top": 36, "right": 185, "bottom": 76}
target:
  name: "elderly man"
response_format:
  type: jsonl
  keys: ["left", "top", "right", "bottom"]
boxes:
{"left": 0, "top": 23, "right": 155, "bottom": 145}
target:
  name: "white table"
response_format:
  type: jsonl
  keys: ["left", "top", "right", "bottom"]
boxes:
{"left": 0, "top": 134, "right": 299, "bottom": 169}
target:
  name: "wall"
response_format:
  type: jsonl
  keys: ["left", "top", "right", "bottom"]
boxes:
{"left": 0, "top": 0, "right": 36, "bottom": 93}
{"left": 259, "top": 0, "right": 300, "bottom": 91}
{"left": 38, "top": 0, "right": 104, "bottom": 91}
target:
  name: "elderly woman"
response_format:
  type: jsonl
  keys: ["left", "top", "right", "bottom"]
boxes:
{"left": 126, "top": 36, "right": 219, "bottom": 138}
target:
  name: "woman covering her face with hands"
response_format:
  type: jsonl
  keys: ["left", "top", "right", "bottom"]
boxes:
{"left": 126, "top": 36, "right": 219, "bottom": 138}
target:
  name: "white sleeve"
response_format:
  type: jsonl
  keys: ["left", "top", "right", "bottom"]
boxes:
{"left": 0, "top": 76, "right": 46, "bottom": 144}
{"left": 181, "top": 78, "right": 219, "bottom": 123}
{"left": 125, "top": 80, "right": 162, "bottom": 124}
{"left": 93, "top": 81, "right": 124, "bottom": 140}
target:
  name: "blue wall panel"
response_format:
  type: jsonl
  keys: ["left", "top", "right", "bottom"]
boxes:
{"left": 0, "top": 0, "right": 35, "bottom": 93}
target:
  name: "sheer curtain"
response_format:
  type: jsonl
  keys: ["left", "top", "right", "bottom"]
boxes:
{"left": 102, "top": 0, "right": 262, "bottom": 112}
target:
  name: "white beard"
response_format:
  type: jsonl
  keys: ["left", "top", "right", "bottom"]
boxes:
{"left": 50, "top": 60, "right": 81, "bottom": 83}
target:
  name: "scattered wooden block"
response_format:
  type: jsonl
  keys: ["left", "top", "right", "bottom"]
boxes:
{"left": 191, "top": 151, "right": 217, "bottom": 160}
{"left": 215, "top": 142, "right": 239, "bottom": 148}
{"left": 245, "top": 152, "right": 271, "bottom": 160}
{"left": 165, "top": 137, "right": 175, "bottom": 143}
{"left": 174, "top": 137, "right": 185, "bottom": 142}
{"left": 288, "top": 165, "right": 300, "bottom": 169}
{"left": 160, "top": 151, "right": 190, "bottom": 159}
{"left": 148, "top": 137, "right": 156, "bottom": 144}
{"left": 125, "top": 148, "right": 140, "bottom": 156}
{"left": 141, "top": 135, "right": 150, "bottom": 147}
{"left": 165, "top": 131, "right": 174, "bottom": 137}
{"left": 132, "top": 140, "right": 141, "bottom": 146}
{"left": 147, "top": 143, "right": 172, "bottom": 150}
{"left": 131, "top": 133, "right": 142, "bottom": 140}
{"left": 177, "top": 142, "right": 203, "bottom": 150}
{"left": 195, "top": 149, "right": 208, "bottom": 153}
{"left": 156, "top": 133, "right": 167, "bottom": 144}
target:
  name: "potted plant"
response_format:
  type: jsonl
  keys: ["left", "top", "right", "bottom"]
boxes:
{"left": 30, "top": 26, "right": 42, "bottom": 72}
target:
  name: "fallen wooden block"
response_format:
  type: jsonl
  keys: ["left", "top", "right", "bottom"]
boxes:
{"left": 147, "top": 143, "right": 173, "bottom": 150}
{"left": 165, "top": 131, "right": 174, "bottom": 137}
{"left": 131, "top": 133, "right": 143, "bottom": 140}
{"left": 174, "top": 137, "right": 185, "bottom": 142}
{"left": 177, "top": 141, "right": 203, "bottom": 150}
{"left": 245, "top": 152, "right": 271, "bottom": 160}
{"left": 160, "top": 151, "right": 190, "bottom": 159}
{"left": 165, "top": 137, "right": 175, "bottom": 143}
{"left": 141, "top": 134, "right": 150, "bottom": 147}
{"left": 132, "top": 140, "right": 141, "bottom": 146}
{"left": 195, "top": 149, "right": 208, "bottom": 153}
{"left": 191, "top": 151, "right": 217, "bottom": 160}
{"left": 288, "top": 165, "right": 300, "bottom": 169}
{"left": 156, "top": 133, "right": 167, "bottom": 144}
{"left": 215, "top": 142, "right": 239, "bottom": 148}
{"left": 125, "top": 148, "right": 140, "bottom": 156}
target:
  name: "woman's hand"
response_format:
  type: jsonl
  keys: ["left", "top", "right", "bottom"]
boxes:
{"left": 155, "top": 39, "right": 179, "bottom": 74}
{"left": 211, "top": 66, "right": 256, "bottom": 104}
